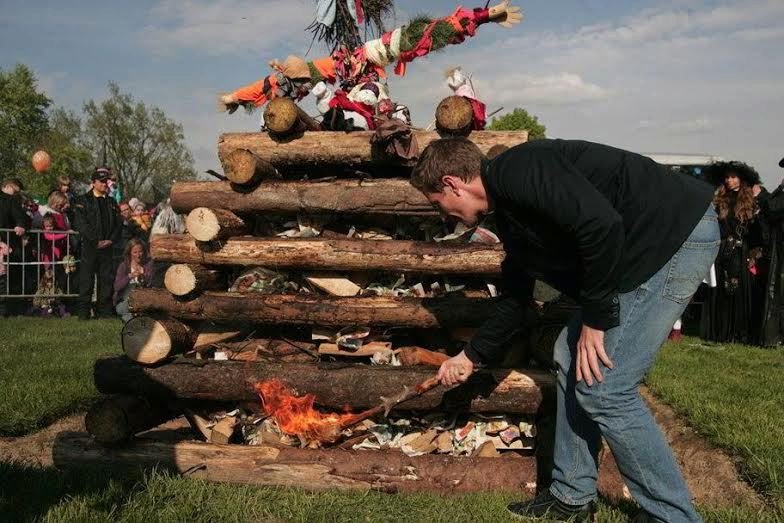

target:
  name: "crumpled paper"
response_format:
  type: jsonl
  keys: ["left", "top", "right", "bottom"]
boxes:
{"left": 231, "top": 267, "right": 301, "bottom": 294}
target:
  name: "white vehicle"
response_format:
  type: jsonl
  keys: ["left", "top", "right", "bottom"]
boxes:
{"left": 641, "top": 153, "right": 724, "bottom": 183}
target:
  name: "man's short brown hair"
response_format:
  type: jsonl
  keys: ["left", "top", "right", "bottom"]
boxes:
{"left": 2, "top": 179, "right": 21, "bottom": 191}
{"left": 57, "top": 175, "right": 71, "bottom": 186}
{"left": 410, "top": 137, "right": 485, "bottom": 193}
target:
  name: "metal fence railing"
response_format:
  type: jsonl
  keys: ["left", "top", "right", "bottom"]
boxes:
{"left": 1, "top": 228, "right": 80, "bottom": 298}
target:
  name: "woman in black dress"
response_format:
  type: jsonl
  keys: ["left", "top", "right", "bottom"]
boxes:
{"left": 701, "top": 161, "right": 767, "bottom": 344}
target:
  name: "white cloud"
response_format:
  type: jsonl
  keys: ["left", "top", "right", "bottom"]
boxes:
{"left": 132, "top": 0, "right": 784, "bottom": 185}
{"left": 139, "top": 0, "right": 313, "bottom": 56}
{"left": 637, "top": 117, "right": 718, "bottom": 135}
{"left": 481, "top": 72, "right": 612, "bottom": 106}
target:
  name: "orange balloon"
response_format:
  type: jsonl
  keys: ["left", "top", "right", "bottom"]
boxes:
{"left": 32, "top": 150, "right": 51, "bottom": 173}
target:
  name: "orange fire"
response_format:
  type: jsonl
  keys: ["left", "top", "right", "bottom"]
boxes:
{"left": 255, "top": 379, "right": 357, "bottom": 442}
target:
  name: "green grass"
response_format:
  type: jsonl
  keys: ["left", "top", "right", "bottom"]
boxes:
{"left": 647, "top": 338, "right": 784, "bottom": 507}
{"left": 1, "top": 464, "right": 780, "bottom": 523}
{"left": 0, "top": 317, "right": 121, "bottom": 436}
{"left": 0, "top": 320, "right": 782, "bottom": 521}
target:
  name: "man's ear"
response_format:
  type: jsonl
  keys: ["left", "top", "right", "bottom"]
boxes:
{"left": 441, "top": 175, "right": 461, "bottom": 195}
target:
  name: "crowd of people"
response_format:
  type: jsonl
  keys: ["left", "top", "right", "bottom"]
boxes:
{"left": 3, "top": 158, "right": 784, "bottom": 347}
{"left": 700, "top": 159, "right": 784, "bottom": 346}
{"left": 0, "top": 167, "right": 157, "bottom": 320}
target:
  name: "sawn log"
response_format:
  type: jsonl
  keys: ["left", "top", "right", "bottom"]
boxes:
{"left": 94, "top": 356, "right": 555, "bottom": 415}
{"left": 150, "top": 235, "right": 505, "bottom": 274}
{"left": 169, "top": 179, "right": 434, "bottom": 216}
{"left": 53, "top": 431, "right": 536, "bottom": 494}
{"left": 128, "top": 289, "right": 495, "bottom": 328}
{"left": 218, "top": 130, "right": 528, "bottom": 173}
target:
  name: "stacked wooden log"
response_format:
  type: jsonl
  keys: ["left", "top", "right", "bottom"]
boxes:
{"left": 61, "top": 126, "right": 583, "bottom": 495}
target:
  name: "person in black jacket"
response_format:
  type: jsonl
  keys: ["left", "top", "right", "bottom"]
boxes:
{"left": 758, "top": 158, "right": 784, "bottom": 346}
{"left": 0, "top": 178, "right": 30, "bottom": 316}
{"left": 73, "top": 168, "right": 122, "bottom": 320}
{"left": 700, "top": 161, "right": 767, "bottom": 345}
{"left": 410, "top": 138, "right": 718, "bottom": 523}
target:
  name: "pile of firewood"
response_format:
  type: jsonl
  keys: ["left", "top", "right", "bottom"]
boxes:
{"left": 54, "top": 121, "right": 590, "bottom": 495}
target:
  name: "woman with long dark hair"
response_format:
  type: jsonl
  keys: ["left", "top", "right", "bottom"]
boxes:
{"left": 701, "top": 161, "right": 768, "bottom": 344}
{"left": 113, "top": 238, "right": 153, "bottom": 322}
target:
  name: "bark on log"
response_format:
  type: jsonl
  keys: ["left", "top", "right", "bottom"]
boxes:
{"left": 170, "top": 179, "right": 434, "bottom": 216}
{"left": 218, "top": 130, "right": 528, "bottom": 173}
{"left": 222, "top": 149, "right": 280, "bottom": 186}
{"left": 121, "top": 317, "right": 195, "bottom": 365}
{"left": 53, "top": 431, "right": 536, "bottom": 494}
{"left": 186, "top": 208, "right": 248, "bottom": 242}
{"left": 164, "top": 264, "right": 226, "bottom": 297}
{"left": 436, "top": 96, "right": 474, "bottom": 136}
{"left": 94, "top": 356, "right": 554, "bottom": 414}
{"left": 150, "top": 235, "right": 505, "bottom": 274}
{"left": 85, "top": 396, "right": 173, "bottom": 446}
{"left": 129, "top": 289, "right": 495, "bottom": 328}
{"left": 204, "top": 338, "right": 318, "bottom": 363}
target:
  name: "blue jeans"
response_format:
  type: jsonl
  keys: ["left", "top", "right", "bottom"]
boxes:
{"left": 549, "top": 205, "right": 719, "bottom": 523}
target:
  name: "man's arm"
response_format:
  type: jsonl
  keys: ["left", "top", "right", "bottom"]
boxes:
{"left": 10, "top": 199, "right": 28, "bottom": 229}
{"left": 109, "top": 202, "right": 122, "bottom": 243}
{"left": 493, "top": 148, "right": 625, "bottom": 330}
{"left": 464, "top": 256, "right": 535, "bottom": 365}
{"left": 72, "top": 198, "right": 98, "bottom": 241}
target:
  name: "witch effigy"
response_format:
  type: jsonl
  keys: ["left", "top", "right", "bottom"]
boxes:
{"left": 218, "top": 1, "right": 522, "bottom": 131}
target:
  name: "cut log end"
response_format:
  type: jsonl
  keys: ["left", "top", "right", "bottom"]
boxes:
{"left": 264, "top": 98, "right": 300, "bottom": 135}
{"left": 85, "top": 396, "right": 173, "bottom": 446}
{"left": 164, "top": 264, "right": 225, "bottom": 297}
{"left": 85, "top": 399, "right": 132, "bottom": 445}
{"left": 186, "top": 208, "right": 247, "bottom": 242}
{"left": 164, "top": 264, "right": 198, "bottom": 296}
{"left": 436, "top": 96, "right": 474, "bottom": 136}
{"left": 121, "top": 316, "right": 193, "bottom": 365}
{"left": 223, "top": 149, "right": 277, "bottom": 186}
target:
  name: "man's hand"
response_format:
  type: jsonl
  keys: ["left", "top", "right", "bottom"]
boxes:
{"left": 437, "top": 350, "right": 475, "bottom": 387}
{"left": 97, "top": 240, "right": 112, "bottom": 249}
{"left": 576, "top": 324, "right": 614, "bottom": 386}
{"left": 13, "top": 226, "right": 25, "bottom": 236}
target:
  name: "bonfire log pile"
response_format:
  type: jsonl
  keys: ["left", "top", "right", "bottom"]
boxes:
{"left": 60, "top": 125, "right": 597, "bottom": 495}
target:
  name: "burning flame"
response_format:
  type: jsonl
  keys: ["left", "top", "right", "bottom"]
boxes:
{"left": 255, "top": 379, "right": 357, "bottom": 443}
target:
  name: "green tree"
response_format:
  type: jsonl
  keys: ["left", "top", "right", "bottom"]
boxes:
{"left": 46, "top": 108, "right": 92, "bottom": 182}
{"left": 488, "top": 107, "right": 546, "bottom": 139}
{"left": 0, "top": 64, "right": 51, "bottom": 180}
{"left": 83, "top": 83, "right": 196, "bottom": 202}
{"left": 19, "top": 108, "right": 95, "bottom": 198}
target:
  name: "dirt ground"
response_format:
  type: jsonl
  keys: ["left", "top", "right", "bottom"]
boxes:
{"left": 0, "top": 390, "right": 765, "bottom": 509}
{"left": 597, "top": 387, "right": 764, "bottom": 509}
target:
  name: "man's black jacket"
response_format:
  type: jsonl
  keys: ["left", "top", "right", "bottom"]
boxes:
{"left": 73, "top": 191, "right": 122, "bottom": 245}
{"left": 0, "top": 192, "right": 29, "bottom": 230}
{"left": 465, "top": 139, "right": 715, "bottom": 365}
{"left": 0, "top": 192, "right": 30, "bottom": 252}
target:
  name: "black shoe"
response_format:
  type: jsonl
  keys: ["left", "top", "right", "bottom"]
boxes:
{"left": 507, "top": 491, "right": 595, "bottom": 522}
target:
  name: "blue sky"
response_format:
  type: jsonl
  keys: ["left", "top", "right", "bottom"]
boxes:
{"left": 2, "top": 0, "right": 783, "bottom": 185}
